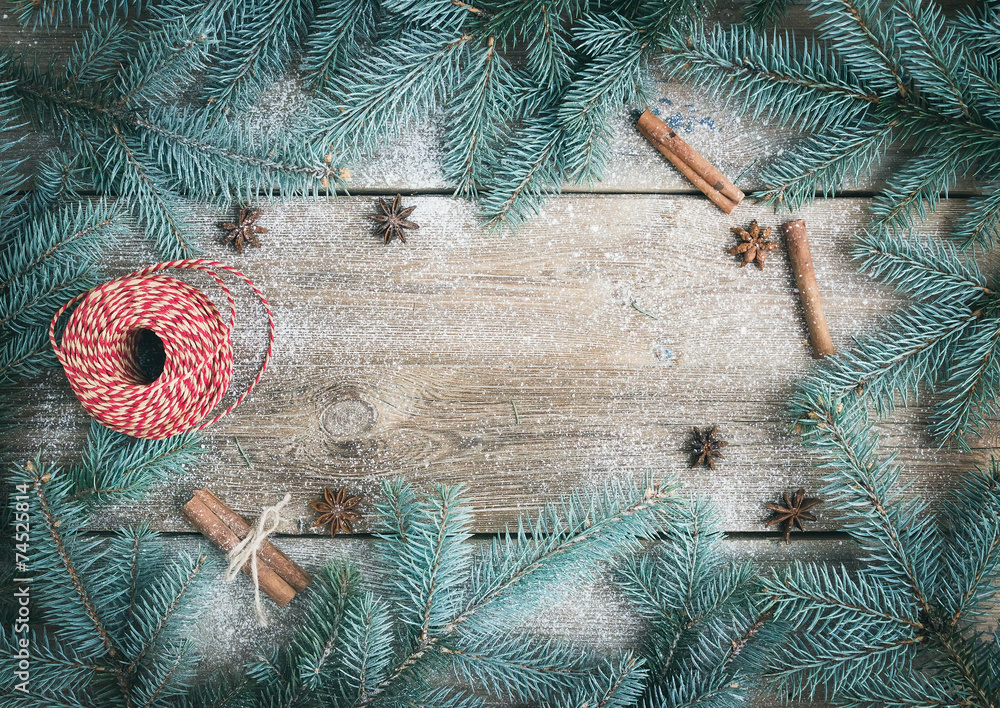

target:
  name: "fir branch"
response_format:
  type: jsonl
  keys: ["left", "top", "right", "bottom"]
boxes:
{"left": 636, "top": 0, "right": 717, "bottom": 41}
{"left": 319, "top": 30, "right": 472, "bottom": 156}
{"left": 893, "top": 0, "right": 971, "bottom": 118}
{"left": 558, "top": 33, "right": 645, "bottom": 184}
{"left": 0, "top": 328, "right": 57, "bottom": 379}
{"left": 338, "top": 592, "right": 395, "bottom": 702}
{"left": 573, "top": 652, "right": 647, "bottom": 708}
{"left": 129, "top": 641, "right": 195, "bottom": 708}
{"left": 934, "top": 633, "right": 1000, "bottom": 708}
{"left": 744, "top": 0, "right": 798, "bottom": 29}
{"left": 764, "top": 562, "right": 924, "bottom": 632}
{"left": 0, "top": 259, "right": 101, "bottom": 332}
{"left": 833, "top": 670, "right": 963, "bottom": 708}
{"left": 957, "top": 3, "right": 1000, "bottom": 59}
{"left": 148, "top": 0, "right": 248, "bottom": 43}
{"left": 2, "top": 417, "right": 211, "bottom": 706}
{"left": 938, "top": 461, "right": 1000, "bottom": 625}
{"left": 478, "top": 106, "right": 565, "bottom": 229}
{"left": 121, "top": 551, "right": 210, "bottom": 674}
{"left": 388, "top": 0, "right": 477, "bottom": 33}
{"left": 10, "top": 0, "right": 131, "bottom": 30}
{"left": 374, "top": 482, "right": 473, "bottom": 639}
{"left": 442, "top": 37, "right": 519, "bottom": 197}
{"left": 0, "top": 630, "right": 106, "bottom": 695}
{"left": 201, "top": 0, "right": 314, "bottom": 111}
{"left": 479, "top": 0, "right": 584, "bottom": 43}
{"left": 293, "top": 0, "right": 717, "bottom": 227}
{"left": 810, "top": 218, "right": 1000, "bottom": 450}
{"left": 440, "top": 634, "right": 594, "bottom": 704}
{"left": 664, "top": 0, "right": 1000, "bottom": 295}
{"left": 784, "top": 384, "right": 1000, "bottom": 708}
{"left": 930, "top": 318, "right": 1000, "bottom": 446}
{"left": 791, "top": 389, "right": 937, "bottom": 613}
{"left": 0, "top": 200, "right": 124, "bottom": 292}
{"left": 870, "top": 146, "right": 966, "bottom": 236}
{"left": 460, "top": 478, "right": 679, "bottom": 634}
{"left": 563, "top": 17, "right": 646, "bottom": 126}
{"left": 117, "top": 19, "right": 213, "bottom": 109}
{"left": 64, "top": 15, "right": 130, "bottom": 89}
{"left": 300, "top": 0, "right": 380, "bottom": 92}
{"left": 14, "top": 460, "right": 120, "bottom": 658}
{"left": 4, "top": 12, "right": 340, "bottom": 259}
{"left": 767, "top": 630, "right": 923, "bottom": 699}
{"left": 110, "top": 526, "right": 147, "bottom": 633}
{"left": 812, "top": 0, "right": 907, "bottom": 98}
{"left": 852, "top": 228, "right": 989, "bottom": 303}
{"left": 753, "top": 119, "right": 896, "bottom": 209}
{"left": 956, "top": 185, "right": 1000, "bottom": 247}
{"left": 246, "top": 562, "right": 357, "bottom": 702}
{"left": 808, "top": 300, "right": 980, "bottom": 427}
{"left": 136, "top": 108, "right": 344, "bottom": 198}
{"left": 104, "top": 126, "right": 196, "bottom": 258}
{"left": 521, "top": 5, "right": 575, "bottom": 91}
{"left": 659, "top": 24, "right": 880, "bottom": 134}
{"left": 65, "top": 422, "right": 201, "bottom": 507}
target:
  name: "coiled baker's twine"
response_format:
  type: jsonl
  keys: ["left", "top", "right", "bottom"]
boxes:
{"left": 50, "top": 259, "right": 275, "bottom": 440}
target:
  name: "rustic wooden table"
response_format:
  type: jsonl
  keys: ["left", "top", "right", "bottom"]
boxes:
{"left": 4, "top": 2, "right": 991, "bottom": 681}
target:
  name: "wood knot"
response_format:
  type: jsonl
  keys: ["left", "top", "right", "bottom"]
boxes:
{"left": 320, "top": 397, "right": 378, "bottom": 440}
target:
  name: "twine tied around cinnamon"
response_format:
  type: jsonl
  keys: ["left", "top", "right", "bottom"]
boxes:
{"left": 225, "top": 493, "right": 292, "bottom": 625}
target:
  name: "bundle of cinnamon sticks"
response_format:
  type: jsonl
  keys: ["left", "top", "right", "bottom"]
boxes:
{"left": 182, "top": 488, "right": 311, "bottom": 606}
{"left": 637, "top": 109, "right": 744, "bottom": 214}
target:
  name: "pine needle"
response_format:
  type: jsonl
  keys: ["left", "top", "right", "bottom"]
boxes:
{"left": 235, "top": 437, "right": 253, "bottom": 469}
{"left": 631, "top": 301, "right": 659, "bottom": 319}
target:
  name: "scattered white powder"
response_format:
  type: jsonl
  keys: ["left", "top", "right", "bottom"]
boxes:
{"left": 17, "top": 196, "right": 979, "bottom": 539}
{"left": 8, "top": 19, "right": 993, "bottom": 692}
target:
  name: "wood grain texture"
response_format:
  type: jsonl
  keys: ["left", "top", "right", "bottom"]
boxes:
{"left": 9, "top": 194, "right": 993, "bottom": 534}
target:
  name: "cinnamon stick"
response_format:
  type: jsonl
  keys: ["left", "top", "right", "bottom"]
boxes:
{"left": 181, "top": 494, "right": 297, "bottom": 606}
{"left": 193, "top": 488, "right": 311, "bottom": 592}
{"left": 782, "top": 220, "right": 834, "bottom": 358}
{"left": 636, "top": 109, "right": 744, "bottom": 214}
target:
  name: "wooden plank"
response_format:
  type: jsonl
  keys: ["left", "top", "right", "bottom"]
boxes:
{"left": 8, "top": 195, "right": 992, "bottom": 533}
{"left": 0, "top": 8, "right": 971, "bottom": 197}
{"left": 176, "top": 534, "right": 860, "bottom": 677}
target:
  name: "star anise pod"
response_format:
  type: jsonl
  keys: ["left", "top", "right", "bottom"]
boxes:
{"left": 690, "top": 425, "right": 727, "bottom": 470}
{"left": 373, "top": 194, "right": 418, "bottom": 244}
{"left": 729, "top": 220, "right": 777, "bottom": 269}
{"left": 766, "top": 488, "right": 821, "bottom": 541}
{"left": 311, "top": 487, "right": 362, "bottom": 536}
{"left": 219, "top": 207, "right": 268, "bottom": 253}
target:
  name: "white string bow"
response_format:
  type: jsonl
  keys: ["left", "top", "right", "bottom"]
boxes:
{"left": 225, "top": 493, "right": 291, "bottom": 626}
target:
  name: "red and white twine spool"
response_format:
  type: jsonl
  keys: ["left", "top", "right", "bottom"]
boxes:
{"left": 50, "top": 259, "right": 275, "bottom": 440}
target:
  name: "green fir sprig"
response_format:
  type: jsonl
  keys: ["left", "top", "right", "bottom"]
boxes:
{"left": 770, "top": 385, "right": 1000, "bottom": 708}
{"left": 1, "top": 15, "right": 346, "bottom": 259}
{"left": 616, "top": 497, "right": 780, "bottom": 708}
{"left": 801, "top": 227, "right": 1000, "bottom": 448}
{"left": 0, "top": 429, "right": 211, "bottom": 708}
